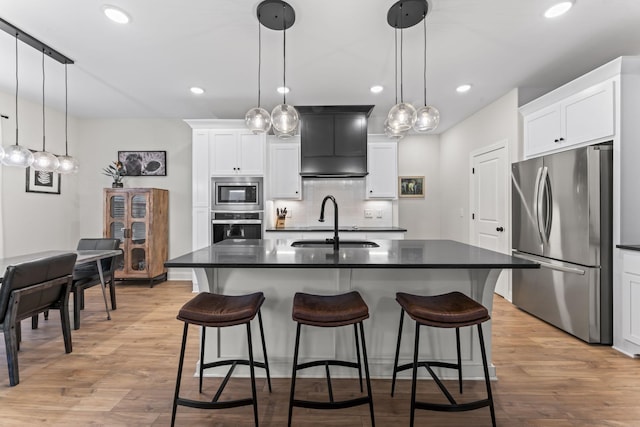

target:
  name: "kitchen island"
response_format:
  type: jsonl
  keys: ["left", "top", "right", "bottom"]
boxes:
{"left": 165, "top": 239, "right": 538, "bottom": 379}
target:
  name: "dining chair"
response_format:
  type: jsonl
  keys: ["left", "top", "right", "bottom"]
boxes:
{"left": 0, "top": 252, "right": 77, "bottom": 386}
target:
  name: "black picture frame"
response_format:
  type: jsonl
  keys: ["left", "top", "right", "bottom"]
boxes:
{"left": 26, "top": 167, "right": 61, "bottom": 194}
{"left": 117, "top": 150, "right": 167, "bottom": 176}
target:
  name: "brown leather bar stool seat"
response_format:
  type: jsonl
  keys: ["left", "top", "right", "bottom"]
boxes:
{"left": 288, "top": 291, "right": 375, "bottom": 427}
{"left": 171, "top": 292, "right": 271, "bottom": 427}
{"left": 391, "top": 291, "right": 496, "bottom": 427}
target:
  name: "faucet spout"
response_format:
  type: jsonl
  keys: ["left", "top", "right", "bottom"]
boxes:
{"left": 319, "top": 195, "right": 339, "bottom": 251}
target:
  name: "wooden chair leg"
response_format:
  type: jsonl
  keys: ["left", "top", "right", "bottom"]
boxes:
{"left": 109, "top": 278, "right": 117, "bottom": 310}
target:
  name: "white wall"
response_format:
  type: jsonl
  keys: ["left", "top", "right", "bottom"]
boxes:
{"left": 438, "top": 89, "right": 520, "bottom": 243}
{"left": 76, "top": 119, "right": 193, "bottom": 266}
{"left": 397, "top": 133, "right": 441, "bottom": 239}
{"left": 0, "top": 89, "right": 81, "bottom": 256}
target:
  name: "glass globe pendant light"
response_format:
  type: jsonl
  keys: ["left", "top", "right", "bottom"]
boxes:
{"left": 413, "top": 9, "right": 440, "bottom": 132}
{"left": 386, "top": 2, "right": 417, "bottom": 133}
{"left": 56, "top": 63, "right": 79, "bottom": 174}
{"left": 32, "top": 50, "right": 60, "bottom": 173}
{"left": 384, "top": 28, "right": 406, "bottom": 139}
{"left": 245, "top": 10, "right": 271, "bottom": 134}
{"left": 266, "top": 1, "right": 298, "bottom": 138}
{"left": 1, "top": 34, "right": 34, "bottom": 168}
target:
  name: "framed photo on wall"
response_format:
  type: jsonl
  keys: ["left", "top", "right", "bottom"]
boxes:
{"left": 399, "top": 176, "right": 425, "bottom": 198}
{"left": 26, "top": 167, "right": 61, "bottom": 194}
{"left": 118, "top": 150, "right": 167, "bottom": 176}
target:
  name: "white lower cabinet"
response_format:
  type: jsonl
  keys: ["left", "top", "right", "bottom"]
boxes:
{"left": 621, "top": 250, "right": 640, "bottom": 346}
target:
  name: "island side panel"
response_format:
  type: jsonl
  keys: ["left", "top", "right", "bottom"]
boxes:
{"left": 197, "top": 267, "right": 501, "bottom": 379}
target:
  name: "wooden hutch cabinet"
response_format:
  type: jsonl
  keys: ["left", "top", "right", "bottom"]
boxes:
{"left": 103, "top": 188, "right": 169, "bottom": 285}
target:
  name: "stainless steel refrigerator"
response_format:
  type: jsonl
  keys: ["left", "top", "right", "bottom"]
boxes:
{"left": 511, "top": 143, "right": 613, "bottom": 344}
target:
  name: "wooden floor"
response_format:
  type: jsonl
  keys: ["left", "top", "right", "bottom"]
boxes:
{"left": 1, "top": 281, "right": 640, "bottom": 426}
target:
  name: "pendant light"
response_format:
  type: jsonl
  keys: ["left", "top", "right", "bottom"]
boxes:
{"left": 32, "top": 50, "right": 60, "bottom": 172}
{"left": 257, "top": 0, "right": 298, "bottom": 139}
{"left": 245, "top": 8, "right": 271, "bottom": 134}
{"left": 413, "top": 8, "right": 440, "bottom": 133}
{"left": 1, "top": 34, "right": 34, "bottom": 168}
{"left": 56, "top": 63, "right": 79, "bottom": 173}
{"left": 386, "top": 1, "right": 419, "bottom": 133}
{"left": 385, "top": 28, "right": 407, "bottom": 139}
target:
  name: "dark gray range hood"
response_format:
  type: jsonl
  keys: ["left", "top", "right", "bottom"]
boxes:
{"left": 297, "top": 105, "right": 374, "bottom": 178}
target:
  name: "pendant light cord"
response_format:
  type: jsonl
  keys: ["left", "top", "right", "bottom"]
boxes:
{"left": 257, "top": 14, "right": 262, "bottom": 108}
{"left": 14, "top": 34, "right": 19, "bottom": 147}
{"left": 394, "top": 28, "right": 398, "bottom": 105}
{"left": 282, "top": 4, "right": 287, "bottom": 105}
{"left": 64, "top": 63, "right": 69, "bottom": 155}
{"left": 42, "top": 50, "right": 46, "bottom": 151}
{"left": 399, "top": 3, "right": 404, "bottom": 104}
{"left": 423, "top": 13, "right": 427, "bottom": 107}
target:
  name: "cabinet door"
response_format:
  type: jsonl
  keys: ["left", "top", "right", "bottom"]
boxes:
{"left": 269, "top": 141, "right": 301, "bottom": 199}
{"left": 563, "top": 80, "right": 614, "bottom": 146}
{"left": 128, "top": 192, "right": 150, "bottom": 275}
{"left": 192, "top": 130, "right": 210, "bottom": 206}
{"left": 523, "top": 104, "right": 562, "bottom": 158}
{"left": 210, "top": 131, "right": 238, "bottom": 175}
{"left": 622, "top": 252, "right": 640, "bottom": 346}
{"left": 237, "top": 132, "right": 265, "bottom": 175}
{"left": 367, "top": 141, "right": 398, "bottom": 199}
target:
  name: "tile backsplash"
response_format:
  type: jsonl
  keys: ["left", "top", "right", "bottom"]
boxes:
{"left": 267, "top": 178, "right": 393, "bottom": 228}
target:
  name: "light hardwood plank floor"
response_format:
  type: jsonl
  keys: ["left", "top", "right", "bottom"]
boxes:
{"left": 1, "top": 281, "right": 639, "bottom": 426}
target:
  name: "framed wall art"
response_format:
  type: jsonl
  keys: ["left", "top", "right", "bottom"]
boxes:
{"left": 399, "top": 176, "right": 425, "bottom": 198}
{"left": 26, "top": 167, "right": 61, "bottom": 194}
{"left": 118, "top": 150, "right": 167, "bottom": 176}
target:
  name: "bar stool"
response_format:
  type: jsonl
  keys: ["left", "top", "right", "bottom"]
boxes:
{"left": 171, "top": 292, "right": 271, "bottom": 427}
{"left": 288, "top": 291, "right": 375, "bottom": 427}
{"left": 390, "top": 291, "right": 495, "bottom": 427}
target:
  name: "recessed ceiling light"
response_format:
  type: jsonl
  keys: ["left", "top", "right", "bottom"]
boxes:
{"left": 370, "top": 85, "right": 384, "bottom": 94}
{"left": 277, "top": 86, "right": 290, "bottom": 94}
{"left": 544, "top": 1, "right": 574, "bottom": 18}
{"left": 103, "top": 5, "right": 130, "bottom": 24}
{"left": 456, "top": 84, "right": 472, "bottom": 93}
{"left": 190, "top": 87, "right": 205, "bottom": 95}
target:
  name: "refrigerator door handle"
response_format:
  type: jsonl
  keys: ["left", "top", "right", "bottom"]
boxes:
{"left": 540, "top": 166, "right": 552, "bottom": 244}
{"left": 512, "top": 252, "right": 586, "bottom": 275}
{"left": 533, "top": 166, "right": 545, "bottom": 245}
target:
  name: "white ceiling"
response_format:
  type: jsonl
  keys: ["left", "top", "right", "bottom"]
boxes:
{"left": 1, "top": 0, "right": 640, "bottom": 133}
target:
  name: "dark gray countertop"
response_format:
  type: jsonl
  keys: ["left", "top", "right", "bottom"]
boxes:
{"left": 617, "top": 244, "right": 640, "bottom": 252}
{"left": 265, "top": 226, "right": 407, "bottom": 232}
{"left": 165, "top": 239, "right": 539, "bottom": 269}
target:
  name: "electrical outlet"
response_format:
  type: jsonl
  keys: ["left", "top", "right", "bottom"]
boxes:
{"left": 376, "top": 210, "right": 383, "bottom": 218}
{"left": 364, "top": 209, "right": 373, "bottom": 218}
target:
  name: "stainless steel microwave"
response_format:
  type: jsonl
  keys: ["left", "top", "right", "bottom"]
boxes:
{"left": 211, "top": 177, "right": 263, "bottom": 211}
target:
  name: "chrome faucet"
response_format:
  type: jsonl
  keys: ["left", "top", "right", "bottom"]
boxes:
{"left": 319, "top": 195, "right": 339, "bottom": 250}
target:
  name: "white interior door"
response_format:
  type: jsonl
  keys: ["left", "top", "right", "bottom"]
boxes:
{"left": 470, "top": 142, "right": 510, "bottom": 298}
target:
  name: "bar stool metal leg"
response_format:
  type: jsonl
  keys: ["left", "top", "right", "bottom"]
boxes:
{"left": 246, "top": 323, "right": 259, "bottom": 427}
{"left": 391, "top": 308, "right": 405, "bottom": 397}
{"left": 171, "top": 323, "right": 189, "bottom": 427}
{"left": 257, "top": 310, "right": 272, "bottom": 392}
{"left": 199, "top": 326, "right": 206, "bottom": 393}
{"left": 287, "top": 323, "right": 302, "bottom": 427}
{"left": 478, "top": 324, "right": 496, "bottom": 427}
{"left": 455, "top": 327, "right": 462, "bottom": 394}
{"left": 358, "top": 321, "right": 375, "bottom": 427}
{"left": 410, "top": 322, "right": 420, "bottom": 427}
{"left": 354, "top": 323, "right": 363, "bottom": 392}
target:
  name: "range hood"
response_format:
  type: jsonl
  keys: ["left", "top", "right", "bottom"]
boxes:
{"left": 297, "top": 105, "right": 374, "bottom": 178}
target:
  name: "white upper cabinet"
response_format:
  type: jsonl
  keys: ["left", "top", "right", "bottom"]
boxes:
{"left": 522, "top": 80, "right": 615, "bottom": 158}
{"left": 268, "top": 138, "right": 301, "bottom": 200}
{"left": 210, "top": 130, "right": 265, "bottom": 176}
{"left": 366, "top": 138, "right": 398, "bottom": 199}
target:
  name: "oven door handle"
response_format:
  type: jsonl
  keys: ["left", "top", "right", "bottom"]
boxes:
{"left": 211, "top": 219, "right": 263, "bottom": 225}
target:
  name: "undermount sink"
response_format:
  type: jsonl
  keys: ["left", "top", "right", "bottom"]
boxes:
{"left": 291, "top": 240, "right": 379, "bottom": 248}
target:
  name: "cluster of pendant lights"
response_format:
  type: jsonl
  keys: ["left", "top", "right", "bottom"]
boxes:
{"left": 0, "top": 30, "right": 78, "bottom": 173}
{"left": 245, "top": 0, "right": 299, "bottom": 138}
{"left": 385, "top": 0, "right": 439, "bottom": 139}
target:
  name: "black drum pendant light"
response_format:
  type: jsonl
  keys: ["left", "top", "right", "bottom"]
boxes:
{"left": 257, "top": 0, "right": 298, "bottom": 138}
